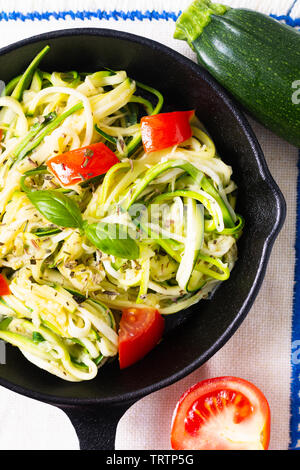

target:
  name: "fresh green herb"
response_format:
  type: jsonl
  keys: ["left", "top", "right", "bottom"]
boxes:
{"left": 85, "top": 222, "right": 140, "bottom": 260}
{"left": 25, "top": 187, "right": 139, "bottom": 259}
{"left": 26, "top": 190, "right": 84, "bottom": 229}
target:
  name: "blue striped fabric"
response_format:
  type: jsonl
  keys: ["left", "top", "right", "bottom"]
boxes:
{"left": 271, "top": 14, "right": 300, "bottom": 27}
{"left": 0, "top": 10, "right": 181, "bottom": 22}
{"left": 0, "top": 9, "right": 297, "bottom": 26}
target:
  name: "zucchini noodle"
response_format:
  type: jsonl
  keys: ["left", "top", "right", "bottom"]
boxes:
{"left": 0, "top": 47, "right": 243, "bottom": 381}
{"left": 26, "top": 86, "right": 93, "bottom": 146}
{"left": 0, "top": 97, "right": 28, "bottom": 136}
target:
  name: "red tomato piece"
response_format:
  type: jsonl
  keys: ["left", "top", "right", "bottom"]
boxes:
{"left": 47, "top": 142, "right": 119, "bottom": 186}
{"left": 0, "top": 274, "right": 10, "bottom": 295}
{"left": 141, "top": 110, "right": 195, "bottom": 153}
{"left": 171, "top": 376, "right": 270, "bottom": 450}
{"left": 119, "top": 307, "right": 165, "bottom": 369}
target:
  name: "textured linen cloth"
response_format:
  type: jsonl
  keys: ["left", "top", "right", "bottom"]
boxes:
{"left": 0, "top": 0, "right": 298, "bottom": 450}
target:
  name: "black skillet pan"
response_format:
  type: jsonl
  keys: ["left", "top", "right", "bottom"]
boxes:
{"left": 0, "top": 29, "right": 286, "bottom": 450}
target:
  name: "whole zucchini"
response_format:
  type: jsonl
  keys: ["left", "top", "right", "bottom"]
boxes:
{"left": 174, "top": 0, "right": 300, "bottom": 147}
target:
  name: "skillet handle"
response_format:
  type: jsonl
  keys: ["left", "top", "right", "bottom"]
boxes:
{"left": 59, "top": 403, "right": 133, "bottom": 450}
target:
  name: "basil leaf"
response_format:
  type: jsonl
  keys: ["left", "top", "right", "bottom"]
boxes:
{"left": 85, "top": 223, "right": 139, "bottom": 260}
{"left": 27, "top": 190, "right": 83, "bottom": 229}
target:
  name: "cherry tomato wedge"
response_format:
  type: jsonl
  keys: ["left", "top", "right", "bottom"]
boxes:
{"left": 118, "top": 307, "right": 164, "bottom": 369}
{"left": 47, "top": 142, "right": 119, "bottom": 186}
{"left": 141, "top": 110, "right": 195, "bottom": 153}
{"left": 171, "top": 376, "right": 270, "bottom": 450}
{"left": 0, "top": 274, "right": 10, "bottom": 295}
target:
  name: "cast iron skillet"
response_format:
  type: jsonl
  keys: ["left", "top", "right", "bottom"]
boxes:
{"left": 0, "top": 29, "right": 286, "bottom": 450}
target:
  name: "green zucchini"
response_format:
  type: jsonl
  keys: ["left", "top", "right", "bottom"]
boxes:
{"left": 175, "top": 0, "right": 300, "bottom": 147}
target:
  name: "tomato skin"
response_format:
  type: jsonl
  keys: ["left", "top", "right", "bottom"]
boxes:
{"left": 141, "top": 110, "right": 195, "bottom": 153}
{"left": 171, "top": 376, "right": 271, "bottom": 451}
{"left": 47, "top": 142, "right": 119, "bottom": 186}
{"left": 119, "top": 307, "right": 165, "bottom": 369}
{"left": 0, "top": 274, "right": 10, "bottom": 295}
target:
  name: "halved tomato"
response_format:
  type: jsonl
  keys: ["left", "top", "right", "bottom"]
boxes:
{"left": 119, "top": 307, "right": 164, "bottom": 369}
{"left": 171, "top": 377, "right": 270, "bottom": 450}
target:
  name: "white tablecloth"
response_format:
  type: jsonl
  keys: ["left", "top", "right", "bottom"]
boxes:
{"left": 0, "top": 0, "right": 298, "bottom": 450}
